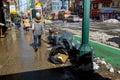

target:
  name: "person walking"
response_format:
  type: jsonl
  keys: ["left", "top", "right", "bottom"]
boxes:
{"left": 14, "top": 16, "right": 20, "bottom": 31}
{"left": 32, "top": 12, "right": 45, "bottom": 52}
{"left": 61, "top": 11, "right": 65, "bottom": 23}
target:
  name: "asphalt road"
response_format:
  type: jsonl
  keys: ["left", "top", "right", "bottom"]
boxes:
{"left": 52, "top": 20, "right": 120, "bottom": 36}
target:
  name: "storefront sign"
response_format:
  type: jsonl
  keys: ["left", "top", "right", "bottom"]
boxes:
{"left": 10, "top": 5, "right": 16, "bottom": 14}
{"left": 35, "top": 2, "right": 42, "bottom": 9}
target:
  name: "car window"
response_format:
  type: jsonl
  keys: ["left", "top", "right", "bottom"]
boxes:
{"left": 69, "top": 16, "right": 73, "bottom": 18}
{"left": 72, "top": 15, "right": 78, "bottom": 17}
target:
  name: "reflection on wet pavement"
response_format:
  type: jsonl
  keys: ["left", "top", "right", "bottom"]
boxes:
{"left": 0, "top": 27, "right": 56, "bottom": 75}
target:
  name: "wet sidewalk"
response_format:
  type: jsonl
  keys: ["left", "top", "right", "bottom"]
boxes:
{"left": 0, "top": 27, "right": 111, "bottom": 80}
{"left": 0, "top": 26, "right": 58, "bottom": 74}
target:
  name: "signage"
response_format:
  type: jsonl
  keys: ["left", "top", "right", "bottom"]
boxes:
{"left": 10, "top": 5, "right": 16, "bottom": 14}
{"left": 35, "top": 2, "right": 42, "bottom": 9}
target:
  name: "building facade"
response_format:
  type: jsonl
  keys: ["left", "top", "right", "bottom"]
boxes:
{"left": 91, "top": 0, "right": 112, "bottom": 9}
{"left": 111, "top": 0, "right": 120, "bottom": 8}
{"left": 43, "top": 0, "right": 52, "bottom": 15}
{"left": 52, "top": 0, "right": 69, "bottom": 12}
{"left": 111, "top": 0, "right": 120, "bottom": 13}
{"left": 0, "top": 0, "right": 10, "bottom": 37}
{"left": 91, "top": 0, "right": 116, "bottom": 20}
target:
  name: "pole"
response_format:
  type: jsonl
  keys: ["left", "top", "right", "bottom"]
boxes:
{"left": 82, "top": 0, "right": 90, "bottom": 44}
{"left": 61, "top": 0, "right": 66, "bottom": 9}
{"left": 79, "top": 0, "right": 91, "bottom": 56}
{"left": 14, "top": 0, "right": 18, "bottom": 25}
{"left": 77, "top": 0, "right": 93, "bottom": 71}
{"left": 30, "top": 0, "right": 35, "bottom": 21}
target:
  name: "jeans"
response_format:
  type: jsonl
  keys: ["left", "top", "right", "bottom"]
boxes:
{"left": 15, "top": 24, "right": 19, "bottom": 30}
{"left": 33, "top": 35, "right": 41, "bottom": 49}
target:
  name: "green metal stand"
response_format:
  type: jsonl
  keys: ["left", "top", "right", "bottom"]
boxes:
{"left": 79, "top": 0, "right": 92, "bottom": 57}
{"left": 77, "top": 0, "right": 93, "bottom": 71}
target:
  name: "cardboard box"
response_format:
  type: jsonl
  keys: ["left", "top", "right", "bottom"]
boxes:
{"left": 54, "top": 53, "right": 69, "bottom": 63}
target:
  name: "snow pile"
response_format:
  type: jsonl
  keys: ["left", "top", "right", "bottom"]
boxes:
{"left": 109, "top": 67, "right": 114, "bottom": 73}
{"left": 93, "top": 62, "right": 100, "bottom": 70}
{"left": 90, "top": 32, "right": 119, "bottom": 48}
{"left": 117, "top": 70, "right": 120, "bottom": 74}
{"left": 104, "top": 19, "right": 119, "bottom": 24}
{"left": 93, "top": 57, "right": 115, "bottom": 73}
{"left": 63, "top": 28, "right": 119, "bottom": 48}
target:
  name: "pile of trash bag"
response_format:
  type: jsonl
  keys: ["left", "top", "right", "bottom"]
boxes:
{"left": 48, "top": 30, "right": 80, "bottom": 64}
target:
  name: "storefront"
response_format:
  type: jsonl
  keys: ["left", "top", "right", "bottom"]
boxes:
{"left": 99, "top": 8, "right": 118, "bottom": 20}
{"left": 0, "top": 0, "right": 6, "bottom": 38}
{"left": 92, "top": 0, "right": 112, "bottom": 9}
{"left": 91, "top": 9, "right": 100, "bottom": 20}
{"left": 91, "top": 8, "right": 119, "bottom": 21}
{"left": 0, "top": 0, "right": 10, "bottom": 38}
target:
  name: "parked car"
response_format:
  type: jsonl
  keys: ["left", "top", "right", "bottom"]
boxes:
{"left": 67, "top": 15, "right": 82, "bottom": 22}
{"left": 117, "top": 16, "right": 120, "bottom": 21}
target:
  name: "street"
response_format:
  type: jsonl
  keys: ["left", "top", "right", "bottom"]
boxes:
{"left": 52, "top": 20, "right": 120, "bottom": 48}
{"left": 0, "top": 21, "right": 120, "bottom": 80}
{"left": 1, "top": 0, "right": 120, "bottom": 80}
{"left": 53, "top": 20, "right": 120, "bottom": 36}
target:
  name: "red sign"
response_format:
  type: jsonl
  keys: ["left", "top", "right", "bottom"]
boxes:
{"left": 91, "top": 9, "right": 100, "bottom": 13}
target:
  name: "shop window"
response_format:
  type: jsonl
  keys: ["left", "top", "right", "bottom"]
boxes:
{"left": 93, "top": 3, "right": 98, "bottom": 9}
{"left": 115, "top": 2, "right": 118, "bottom": 7}
{"left": 57, "top": 6, "right": 59, "bottom": 9}
{"left": 117, "top": 2, "right": 120, "bottom": 7}
{"left": 102, "top": 2, "right": 110, "bottom": 7}
{"left": 112, "top": 2, "right": 114, "bottom": 7}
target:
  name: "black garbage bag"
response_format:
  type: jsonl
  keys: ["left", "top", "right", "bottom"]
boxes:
{"left": 49, "top": 45, "right": 69, "bottom": 64}
{"left": 49, "top": 32, "right": 74, "bottom": 64}
{"left": 60, "top": 32, "right": 73, "bottom": 51}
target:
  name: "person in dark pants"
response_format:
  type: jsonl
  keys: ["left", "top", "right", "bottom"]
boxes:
{"left": 14, "top": 16, "right": 20, "bottom": 31}
{"left": 62, "top": 11, "right": 65, "bottom": 23}
{"left": 32, "top": 12, "right": 45, "bottom": 52}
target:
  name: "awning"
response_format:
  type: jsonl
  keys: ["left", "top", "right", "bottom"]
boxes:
{"left": 100, "top": 8, "right": 117, "bottom": 13}
{"left": 92, "top": 0, "right": 112, "bottom": 3}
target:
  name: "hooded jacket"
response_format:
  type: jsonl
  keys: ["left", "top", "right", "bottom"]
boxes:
{"left": 32, "top": 18, "right": 44, "bottom": 35}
